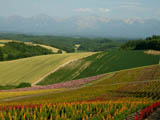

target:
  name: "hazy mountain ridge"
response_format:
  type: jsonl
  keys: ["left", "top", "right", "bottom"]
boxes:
{"left": 0, "top": 15, "right": 160, "bottom": 38}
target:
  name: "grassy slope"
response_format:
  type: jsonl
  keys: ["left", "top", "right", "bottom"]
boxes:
{"left": 0, "top": 52, "right": 94, "bottom": 85}
{"left": 5, "top": 65, "right": 160, "bottom": 105}
{"left": 38, "top": 50, "right": 160, "bottom": 85}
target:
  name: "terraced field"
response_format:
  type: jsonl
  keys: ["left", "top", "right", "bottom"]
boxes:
{"left": 38, "top": 50, "right": 160, "bottom": 85}
{"left": 2, "top": 64, "right": 159, "bottom": 105}
{"left": 0, "top": 52, "right": 94, "bottom": 85}
{"left": 0, "top": 64, "right": 160, "bottom": 120}
{"left": 0, "top": 89, "right": 63, "bottom": 101}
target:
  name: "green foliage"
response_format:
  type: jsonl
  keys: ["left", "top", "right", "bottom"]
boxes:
{"left": 0, "top": 42, "right": 53, "bottom": 61}
{"left": 38, "top": 51, "right": 160, "bottom": 85}
{"left": 0, "top": 85, "right": 16, "bottom": 90}
{"left": 0, "top": 33, "right": 124, "bottom": 52}
{"left": 78, "top": 39, "right": 122, "bottom": 52}
{"left": 0, "top": 48, "right": 3, "bottom": 61}
{"left": 121, "top": 35, "right": 160, "bottom": 50}
{"left": 57, "top": 49, "right": 63, "bottom": 54}
{"left": 16, "top": 82, "right": 31, "bottom": 88}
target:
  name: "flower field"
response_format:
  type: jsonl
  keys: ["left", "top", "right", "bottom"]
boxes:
{"left": 0, "top": 101, "right": 151, "bottom": 120}
{"left": 0, "top": 89, "right": 62, "bottom": 100}
{"left": 0, "top": 61, "right": 160, "bottom": 119}
{"left": 135, "top": 102, "right": 160, "bottom": 120}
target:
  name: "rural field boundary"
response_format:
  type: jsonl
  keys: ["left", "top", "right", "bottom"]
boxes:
{"left": 91, "top": 79, "right": 160, "bottom": 87}
{"left": 0, "top": 64, "right": 159, "bottom": 103}
{"left": 1, "top": 78, "right": 160, "bottom": 103}
{"left": 32, "top": 53, "right": 96, "bottom": 86}
{"left": 33, "top": 57, "right": 159, "bottom": 86}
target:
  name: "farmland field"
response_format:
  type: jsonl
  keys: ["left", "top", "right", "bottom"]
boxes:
{"left": 0, "top": 40, "right": 16, "bottom": 43}
{"left": 0, "top": 64, "right": 160, "bottom": 120}
{"left": 38, "top": 50, "right": 160, "bottom": 85}
{"left": 0, "top": 44, "right": 4, "bottom": 47}
{"left": 1, "top": 41, "right": 160, "bottom": 120}
{"left": 0, "top": 52, "right": 94, "bottom": 85}
{"left": 0, "top": 88, "right": 63, "bottom": 101}
{"left": 0, "top": 40, "right": 66, "bottom": 53}
{"left": 24, "top": 42, "right": 66, "bottom": 53}
{"left": 0, "top": 101, "right": 151, "bottom": 120}
{"left": 2, "top": 64, "right": 159, "bottom": 104}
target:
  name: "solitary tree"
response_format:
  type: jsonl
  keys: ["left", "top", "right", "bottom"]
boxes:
{"left": 57, "top": 49, "right": 63, "bottom": 54}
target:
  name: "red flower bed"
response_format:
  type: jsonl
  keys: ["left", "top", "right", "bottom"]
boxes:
{"left": 135, "top": 101, "right": 160, "bottom": 120}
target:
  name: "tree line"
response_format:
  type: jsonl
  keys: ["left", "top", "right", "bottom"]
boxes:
{"left": 0, "top": 33, "right": 124, "bottom": 52}
{"left": 0, "top": 42, "right": 53, "bottom": 61}
{"left": 121, "top": 35, "right": 160, "bottom": 51}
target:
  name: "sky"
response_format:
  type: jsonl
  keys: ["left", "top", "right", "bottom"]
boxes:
{"left": 0, "top": 0, "right": 160, "bottom": 19}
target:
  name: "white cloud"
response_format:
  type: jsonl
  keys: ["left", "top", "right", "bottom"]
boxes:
{"left": 76, "top": 16, "right": 97, "bottom": 29}
{"left": 99, "top": 8, "right": 110, "bottom": 13}
{"left": 76, "top": 16, "right": 110, "bottom": 29}
{"left": 75, "top": 8, "right": 93, "bottom": 13}
{"left": 123, "top": 18, "right": 134, "bottom": 24}
{"left": 123, "top": 17, "right": 144, "bottom": 24}
{"left": 119, "top": 2, "right": 143, "bottom": 10}
{"left": 75, "top": 8, "right": 110, "bottom": 14}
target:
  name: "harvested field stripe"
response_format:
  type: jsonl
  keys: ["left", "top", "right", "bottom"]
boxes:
{"left": 32, "top": 53, "right": 95, "bottom": 85}
{"left": 0, "top": 52, "right": 95, "bottom": 85}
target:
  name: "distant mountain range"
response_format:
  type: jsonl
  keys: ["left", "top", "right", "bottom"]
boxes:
{"left": 0, "top": 14, "right": 160, "bottom": 38}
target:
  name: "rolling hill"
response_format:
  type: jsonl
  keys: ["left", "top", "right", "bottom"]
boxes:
{"left": 0, "top": 52, "right": 160, "bottom": 120}
{"left": 2, "top": 64, "right": 160, "bottom": 104}
{"left": 0, "top": 52, "right": 94, "bottom": 85}
{"left": 0, "top": 40, "right": 66, "bottom": 53}
{"left": 38, "top": 50, "right": 160, "bottom": 85}
{"left": 24, "top": 42, "right": 66, "bottom": 53}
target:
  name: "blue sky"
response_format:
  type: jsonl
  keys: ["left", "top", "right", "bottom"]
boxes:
{"left": 0, "top": 0, "right": 160, "bottom": 19}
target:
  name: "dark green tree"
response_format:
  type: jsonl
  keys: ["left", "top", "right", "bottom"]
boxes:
{"left": 0, "top": 48, "right": 3, "bottom": 61}
{"left": 57, "top": 49, "right": 63, "bottom": 54}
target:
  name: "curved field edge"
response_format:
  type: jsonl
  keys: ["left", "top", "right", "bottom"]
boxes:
{"left": 2, "top": 64, "right": 160, "bottom": 105}
{"left": 38, "top": 50, "right": 160, "bottom": 85}
{"left": 0, "top": 88, "right": 64, "bottom": 101}
{"left": 0, "top": 52, "right": 95, "bottom": 85}
{"left": 0, "top": 40, "right": 66, "bottom": 53}
{"left": 24, "top": 42, "right": 66, "bottom": 53}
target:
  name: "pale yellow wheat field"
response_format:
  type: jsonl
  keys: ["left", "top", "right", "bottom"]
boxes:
{"left": 0, "top": 52, "right": 94, "bottom": 85}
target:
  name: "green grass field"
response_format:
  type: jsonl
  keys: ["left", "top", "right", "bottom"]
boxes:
{"left": 38, "top": 50, "right": 160, "bottom": 85}
{"left": 0, "top": 52, "right": 94, "bottom": 85}
{"left": 4, "top": 64, "right": 160, "bottom": 105}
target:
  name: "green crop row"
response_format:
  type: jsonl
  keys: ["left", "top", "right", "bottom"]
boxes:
{"left": 38, "top": 50, "right": 160, "bottom": 85}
